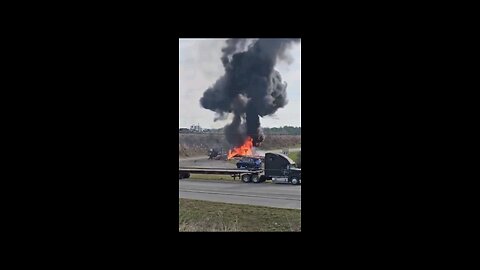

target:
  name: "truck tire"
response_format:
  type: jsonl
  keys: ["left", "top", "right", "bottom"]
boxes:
{"left": 259, "top": 175, "right": 266, "bottom": 183}
{"left": 251, "top": 174, "right": 260, "bottom": 183}
{"left": 291, "top": 177, "right": 299, "bottom": 185}
{"left": 241, "top": 174, "right": 251, "bottom": 183}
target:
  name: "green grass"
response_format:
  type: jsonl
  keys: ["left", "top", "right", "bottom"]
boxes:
{"left": 179, "top": 199, "right": 301, "bottom": 232}
{"left": 288, "top": 151, "right": 300, "bottom": 162}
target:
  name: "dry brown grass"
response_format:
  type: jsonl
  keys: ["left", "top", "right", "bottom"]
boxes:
{"left": 179, "top": 199, "right": 301, "bottom": 232}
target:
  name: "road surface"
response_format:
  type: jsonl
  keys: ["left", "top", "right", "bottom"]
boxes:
{"left": 179, "top": 180, "right": 301, "bottom": 209}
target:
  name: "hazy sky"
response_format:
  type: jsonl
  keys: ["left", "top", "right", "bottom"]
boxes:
{"left": 179, "top": 39, "right": 301, "bottom": 129}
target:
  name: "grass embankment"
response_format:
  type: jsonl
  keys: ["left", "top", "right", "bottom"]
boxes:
{"left": 179, "top": 199, "right": 301, "bottom": 232}
{"left": 288, "top": 150, "right": 301, "bottom": 168}
{"left": 288, "top": 151, "right": 300, "bottom": 161}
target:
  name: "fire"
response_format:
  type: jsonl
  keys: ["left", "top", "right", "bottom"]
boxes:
{"left": 227, "top": 137, "right": 253, "bottom": 160}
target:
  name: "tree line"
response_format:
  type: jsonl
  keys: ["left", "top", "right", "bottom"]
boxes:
{"left": 180, "top": 126, "right": 301, "bottom": 135}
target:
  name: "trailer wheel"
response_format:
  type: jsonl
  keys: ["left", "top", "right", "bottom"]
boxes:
{"left": 291, "top": 177, "right": 299, "bottom": 185}
{"left": 259, "top": 175, "right": 266, "bottom": 183}
{"left": 251, "top": 174, "right": 260, "bottom": 183}
{"left": 241, "top": 174, "right": 251, "bottom": 183}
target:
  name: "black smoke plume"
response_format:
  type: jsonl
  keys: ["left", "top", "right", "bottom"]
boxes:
{"left": 200, "top": 38, "right": 300, "bottom": 146}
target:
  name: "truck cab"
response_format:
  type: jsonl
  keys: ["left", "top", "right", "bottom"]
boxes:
{"left": 264, "top": 153, "right": 301, "bottom": 185}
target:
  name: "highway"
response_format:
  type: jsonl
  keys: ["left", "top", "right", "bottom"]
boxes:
{"left": 179, "top": 180, "right": 301, "bottom": 209}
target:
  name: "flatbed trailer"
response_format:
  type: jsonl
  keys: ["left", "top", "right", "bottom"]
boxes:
{"left": 179, "top": 152, "right": 301, "bottom": 185}
{"left": 178, "top": 167, "right": 263, "bottom": 181}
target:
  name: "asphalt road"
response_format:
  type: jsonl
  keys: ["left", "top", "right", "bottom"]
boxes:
{"left": 179, "top": 180, "right": 301, "bottom": 209}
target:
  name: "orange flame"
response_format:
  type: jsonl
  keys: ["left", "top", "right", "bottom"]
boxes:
{"left": 227, "top": 137, "right": 253, "bottom": 160}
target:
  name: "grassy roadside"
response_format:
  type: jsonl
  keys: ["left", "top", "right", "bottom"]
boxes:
{"left": 291, "top": 144, "right": 301, "bottom": 149}
{"left": 288, "top": 151, "right": 300, "bottom": 162}
{"left": 257, "top": 143, "right": 301, "bottom": 151}
{"left": 179, "top": 199, "right": 301, "bottom": 232}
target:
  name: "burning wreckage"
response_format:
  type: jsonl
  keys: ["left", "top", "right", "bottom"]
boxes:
{"left": 208, "top": 148, "right": 226, "bottom": 160}
{"left": 180, "top": 38, "right": 301, "bottom": 184}
{"left": 207, "top": 137, "right": 260, "bottom": 161}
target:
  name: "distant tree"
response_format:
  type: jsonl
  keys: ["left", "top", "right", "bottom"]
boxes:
{"left": 263, "top": 126, "right": 301, "bottom": 135}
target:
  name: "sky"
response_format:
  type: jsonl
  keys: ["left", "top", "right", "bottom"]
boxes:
{"left": 179, "top": 38, "right": 301, "bottom": 129}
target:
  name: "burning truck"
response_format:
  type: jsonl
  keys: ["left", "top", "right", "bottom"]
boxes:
{"left": 180, "top": 136, "right": 301, "bottom": 185}
{"left": 180, "top": 39, "right": 302, "bottom": 184}
{"left": 207, "top": 136, "right": 255, "bottom": 160}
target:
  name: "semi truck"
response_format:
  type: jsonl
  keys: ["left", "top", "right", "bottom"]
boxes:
{"left": 179, "top": 152, "right": 301, "bottom": 185}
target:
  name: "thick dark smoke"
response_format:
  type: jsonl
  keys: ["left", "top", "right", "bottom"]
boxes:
{"left": 221, "top": 39, "right": 249, "bottom": 67}
{"left": 200, "top": 38, "right": 300, "bottom": 147}
{"left": 224, "top": 114, "right": 245, "bottom": 146}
